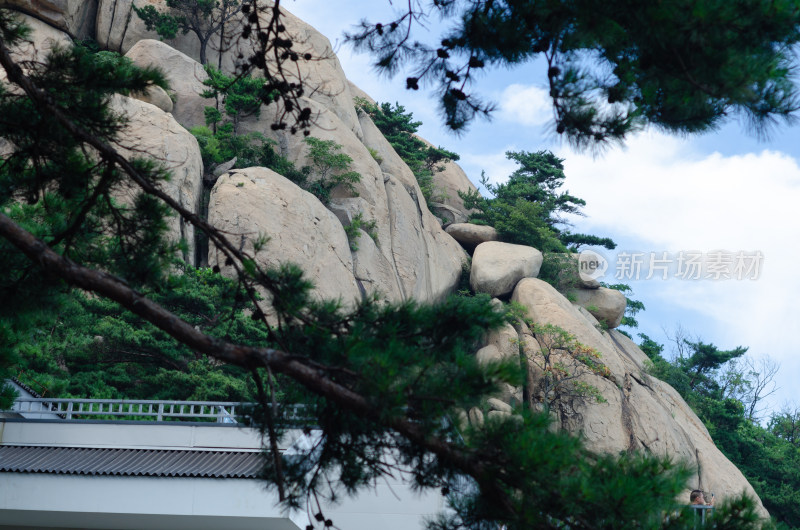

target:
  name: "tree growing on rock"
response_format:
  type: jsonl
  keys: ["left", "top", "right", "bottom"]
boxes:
{"left": 356, "top": 99, "right": 459, "bottom": 207}
{"left": 460, "top": 150, "right": 616, "bottom": 252}
{"left": 519, "top": 320, "right": 610, "bottom": 412}
{"left": 134, "top": 0, "right": 241, "bottom": 66}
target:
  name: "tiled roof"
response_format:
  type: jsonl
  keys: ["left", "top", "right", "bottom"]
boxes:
{"left": 0, "top": 445, "right": 262, "bottom": 479}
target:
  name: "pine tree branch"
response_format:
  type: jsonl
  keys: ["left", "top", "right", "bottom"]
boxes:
{"left": 0, "top": 211, "right": 512, "bottom": 514}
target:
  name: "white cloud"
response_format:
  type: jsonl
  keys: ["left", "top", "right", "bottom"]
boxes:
{"left": 558, "top": 131, "right": 800, "bottom": 406}
{"left": 459, "top": 149, "right": 521, "bottom": 188}
{"left": 498, "top": 84, "right": 552, "bottom": 127}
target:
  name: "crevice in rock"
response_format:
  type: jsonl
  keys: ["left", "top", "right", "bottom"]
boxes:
{"left": 608, "top": 331, "right": 643, "bottom": 368}
{"left": 195, "top": 176, "right": 213, "bottom": 267}
{"left": 381, "top": 174, "right": 409, "bottom": 300}
{"left": 629, "top": 371, "right": 655, "bottom": 393}
{"left": 3, "top": 7, "right": 76, "bottom": 38}
{"left": 178, "top": 188, "right": 190, "bottom": 264}
{"left": 406, "top": 182, "right": 434, "bottom": 297}
{"left": 355, "top": 278, "right": 367, "bottom": 300}
{"left": 103, "top": 0, "right": 120, "bottom": 48}
{"left": 620, "top": 373, "right": 639, "bottom": 454}
{"left": 695, "top": 448, "right": 704, "bottom": 490}
{"left": 117, "top": 3, "right": 132, "bottom": 54}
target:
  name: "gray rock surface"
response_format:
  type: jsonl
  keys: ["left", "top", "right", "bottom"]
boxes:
{"left": 131, "top": 84, "right": 173, "bottom": 113}
{"left": 208, "top": 167, "right": 361, "bottom": 308}
{"left": 430, "top": 202, "right": 468, "bottom": 224}
{"left": 111, "top": 95, "right": 203, "bottom": 266}
{"left": 5, "top": 0, "right": 96, "bottom": 38}
{"left": 124, "top": 39, "right": 213, "bottom": 129}
{"left": 2, "top": 13, "right": 70, "bottom": 72}
{"left": 417, "top": 136, "right": 478, "bottom": 220}
{"left": 445, "top": 223, "right": 498, "bottom": 250}
{"left": 507, "top": 277, "right": 766, "bottom": 515}
{"left": 572, "top": 287, "right": 627, "bottom": 329}
{"left": 471, "top": 241, "right": 543, "bottom": 297}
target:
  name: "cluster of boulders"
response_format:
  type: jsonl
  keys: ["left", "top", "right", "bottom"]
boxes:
{"left": 446, "top": 223, "right": 627, "bottom": 328}
{"left": 444, "top": 222, "right": 762, "bottom": 509}
{"left": 2, "top": 0, "right": 767, "bottom": 515}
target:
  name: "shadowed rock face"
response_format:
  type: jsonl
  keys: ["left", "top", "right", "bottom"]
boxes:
{"left": 4, "top": 0, "right": 96, "bottom": 38}
{"left": 111, "top": 94, "right": 204, "bottom": 267}
{"left": 12, "top": 0, "right": 767, "bottom": 516}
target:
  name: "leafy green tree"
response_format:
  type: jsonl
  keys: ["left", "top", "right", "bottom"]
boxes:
{"left": 200, "top": 64, "right": 272, "bottom": 133}
{"left": 9, "top": 268, "right": 266, "bottom": 401}
{"left": 303, "top": 137, "right": 361, "bottom": 205}
{"left": 770, "top": 407, "right": 800, "bottom": 447}
{"left": 348, "top": 0, "right": 800, "bottom": 149}
{"left": 524, "top": 323, "right": 610, "bottom": 411}
{"left": 682, "top": 340, "right": 749, "bottom": 394}
{"left": 0, "top": 11, "right": 769, "bottom": 530}
{"left": 460, "top": 150, "right": 615, "bottom": 252}
{"left": 134, "top": 0, "right": 241, "bottom": 66}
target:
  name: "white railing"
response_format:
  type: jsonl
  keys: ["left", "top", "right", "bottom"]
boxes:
{"left": 10, "top": 398, "right": 244, "bottom": 423}
{"left": 689, "top": 504, "right": 715, "bottom": 526}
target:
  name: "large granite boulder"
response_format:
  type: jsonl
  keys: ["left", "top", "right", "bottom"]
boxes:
{"left": 445, "top": 223, "right": 499, "bottom": 251}
{"left": 97, "top": 1, "right": 363, "bottom": 136}
{"left": 417, "top": 136, "right": 478, "bottom": 220}
{"left": 207, "top": 167, "right": 361, "bottom": 307}
{"left": 133, "top": 84, "right": 173, "bottom": 113}
{"left": 4, "top": 0, "right": 96, "bottom": 38}
{"left": 112, "top": 95, "right": 203, "bottom": 266}
{"left": 124, "top": 39, "right": 213, "bottom": 129}
{"left": 96, "top": 0, "right": 217, "bottom": 63}
{"left": 2, "top": 13, "right": 70, "bottom": 72}
{"left": 471, "top": 242, "right": 543, "bottom": 297}
{"left": 572, "top": 287, "right": 627, "bottom": 329}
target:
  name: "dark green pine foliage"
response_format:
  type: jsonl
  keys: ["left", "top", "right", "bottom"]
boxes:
{"left": 459, "top": 150, "right": 616, "bottom": 252}
{"left": 348, "top": 0, "right": 800, "bottom": 149}
{"left": 8, "top": 268, "right": 267, "bottom": 401}
{"left": 0, "top": 11, "right": 770, "bottom": 530}
{"left": 190, "top": 68, "right": 357, "bottom": 205}
{"left": 200, "top": 64, "right": 271, "bottom": 133}
{"left": 189, "top": 65, "right": 306, "bottom": 179}
{"left": 357, "top": 99, "right": 459, "bottom": 207}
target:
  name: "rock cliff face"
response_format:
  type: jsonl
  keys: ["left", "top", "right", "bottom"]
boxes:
{"left": 5, "top": 0, "right": 766, "bottom": 516}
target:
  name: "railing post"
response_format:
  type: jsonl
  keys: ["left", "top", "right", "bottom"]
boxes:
{"left": 157, "top": 403, "right": 164, "bottom": 422}
{"left": 66, "top": 401, "right": 73, "bottom": 420}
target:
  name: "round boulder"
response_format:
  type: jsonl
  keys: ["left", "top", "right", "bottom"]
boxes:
{"left": 132, "top": 85, "right": 173, "bottom": 114}
{"left": 470, "top": 241, "right": 543, "bottom": 297}
{"left": 445, "top": 223, "right": 499, "bottom": 250}
{"left": 572, "top": 287, "right": 627, "bottom": 329}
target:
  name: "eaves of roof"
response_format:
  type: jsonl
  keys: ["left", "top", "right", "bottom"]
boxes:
{"left": 0, "top": 445, "right": 263, "bottom": 479}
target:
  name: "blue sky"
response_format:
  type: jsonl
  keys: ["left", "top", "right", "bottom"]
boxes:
{"left": 285, "top": 0, "right": 800, "bottom": 415}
